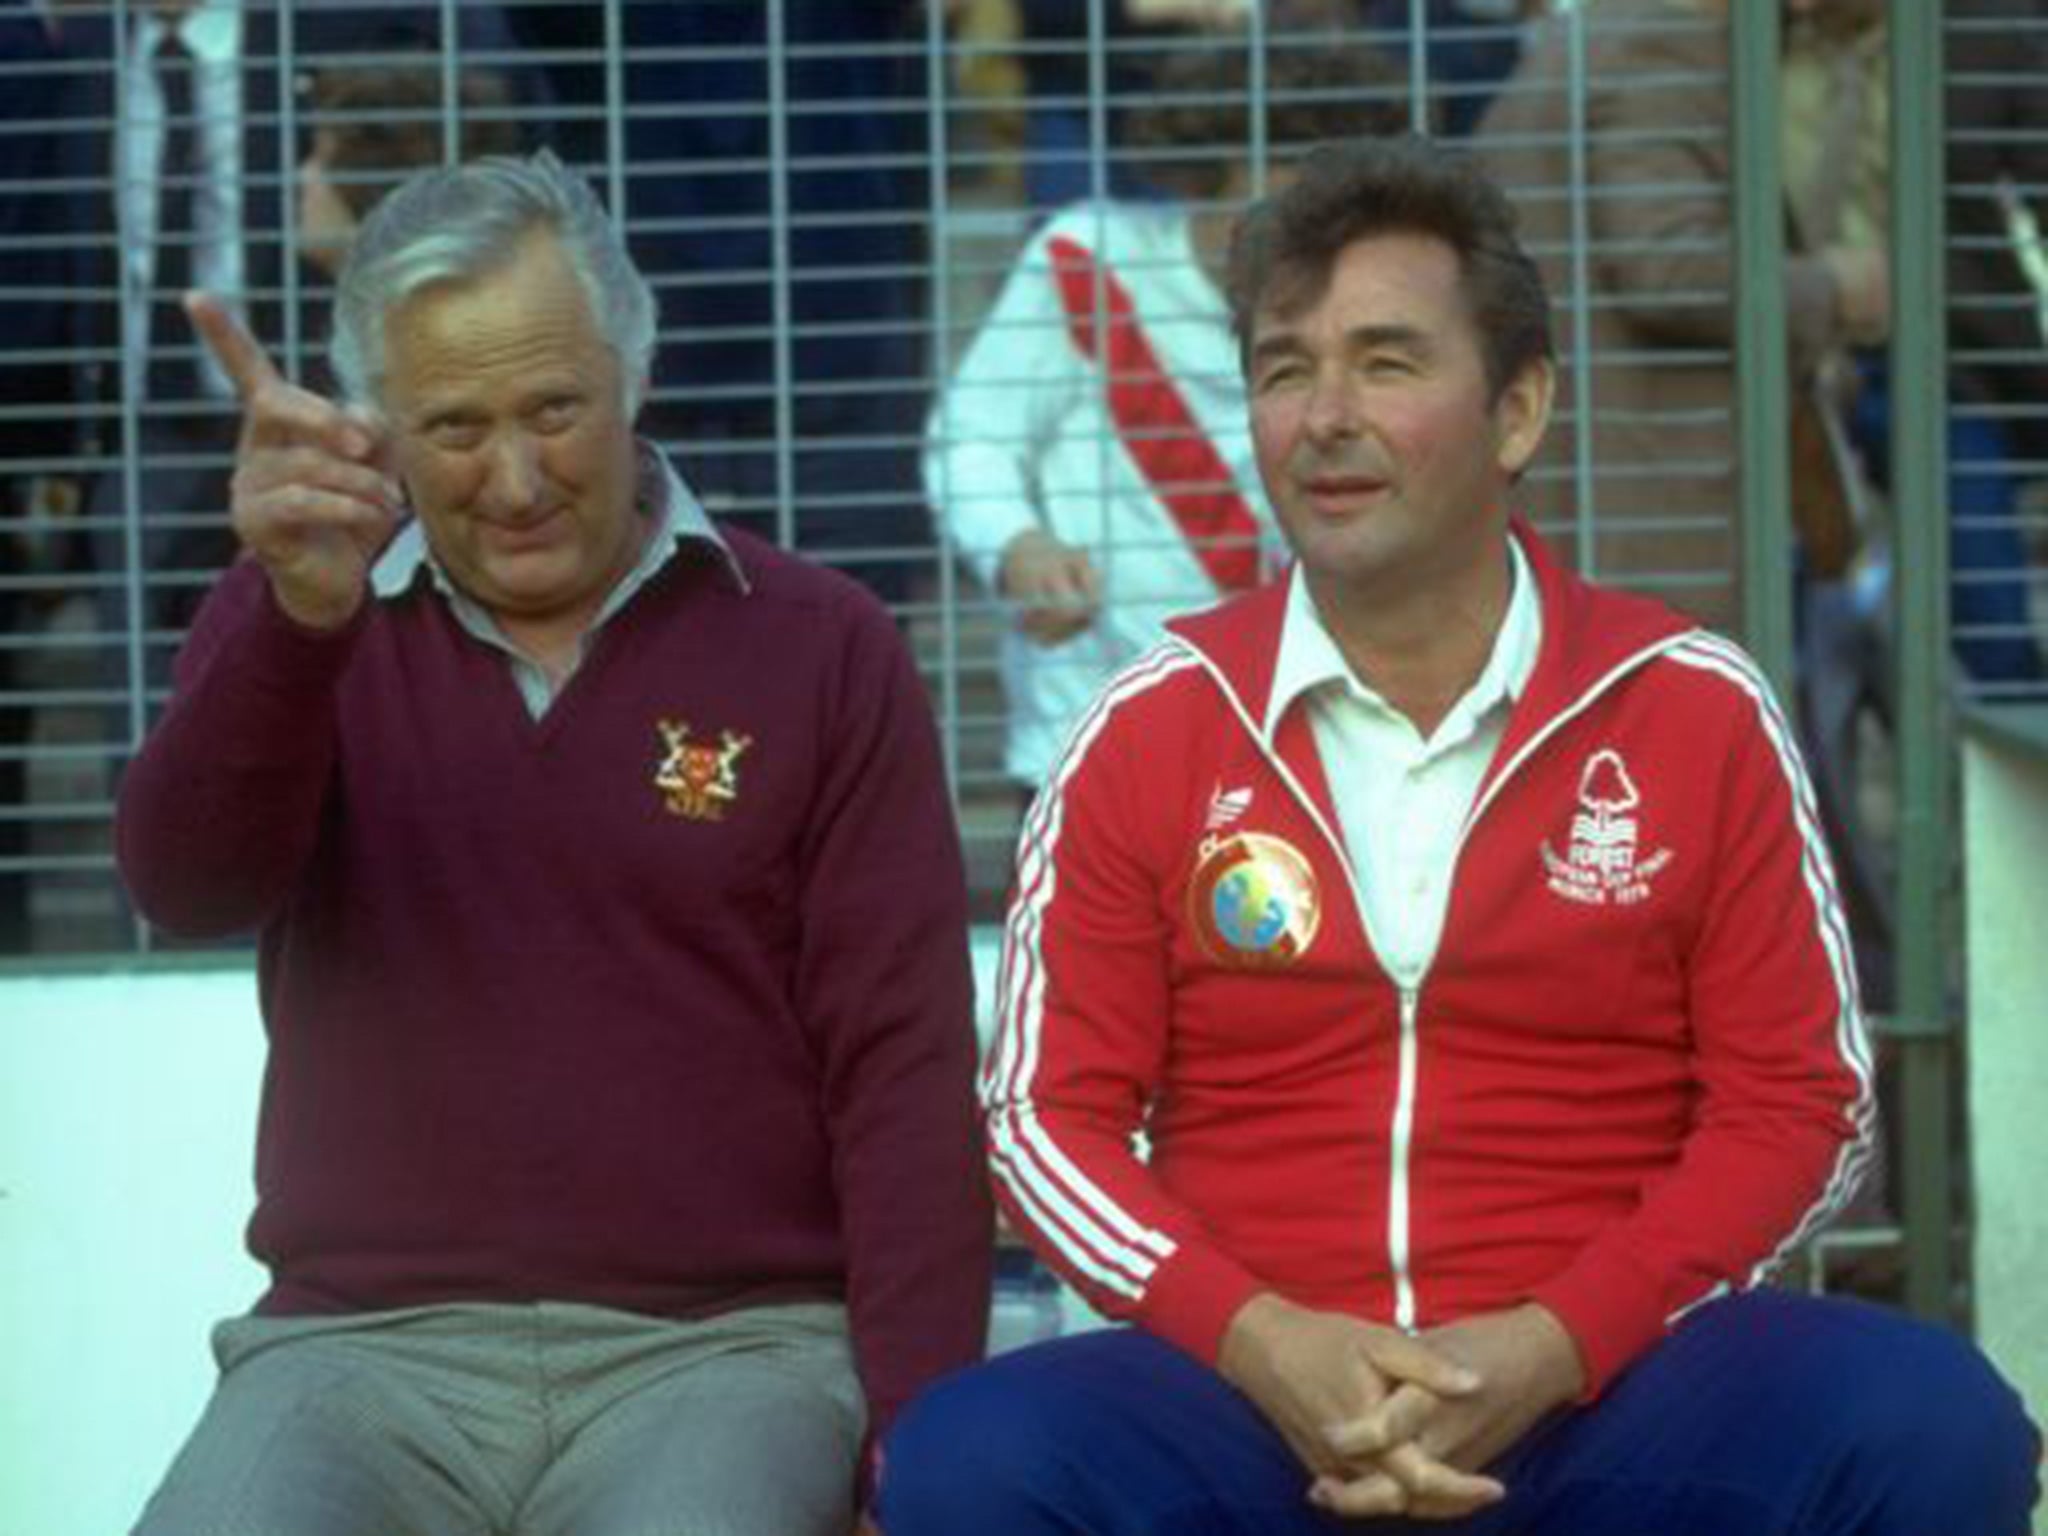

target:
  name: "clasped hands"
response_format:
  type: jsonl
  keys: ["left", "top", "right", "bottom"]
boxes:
{"left": 1218, "top": 1292, "right": 1585, "bottom": 1522}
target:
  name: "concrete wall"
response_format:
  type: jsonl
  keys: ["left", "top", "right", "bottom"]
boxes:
{"left": 1963, "top": 717, "right": 2048, "bottom": 1535}
{"left": 0, "top": 967, "right": 267, "bottom": 1536}
{"left": 0, "top": 937, "right": 1008, "bottom": 1536}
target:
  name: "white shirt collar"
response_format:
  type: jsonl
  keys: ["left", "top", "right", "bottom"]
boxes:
{"left": 1264, "top": 534, "right": 1541, "bottom": 745}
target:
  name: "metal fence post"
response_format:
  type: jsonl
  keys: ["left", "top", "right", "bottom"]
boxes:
{"left": 1889, "top": 0, "right": 1959, "bottom": 1324}
{"left": 1731, "top": 1, "right": 1794, "bottom": 693}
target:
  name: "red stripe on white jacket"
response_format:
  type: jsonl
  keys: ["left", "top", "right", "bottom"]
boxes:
{"left": 1046, "top": 236, "right": 1263, "bottom": 594}
{"left": 983, "top": 522, "right": 1874, "bottom": 1392}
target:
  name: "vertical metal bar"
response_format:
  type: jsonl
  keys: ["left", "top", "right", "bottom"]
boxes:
{"left": 1246, "top": 0, "right": 1267, "bottom": 192}
{"left": 1889, "top": 0, "right": 1957, "bottom": 1325}
{"left": 1730, "top": 2, "right": 1794, "bottom": 692}
{"left": 438, "top": 0, "right": 461, "bottom": 167}
{"left": 1562, "top": 5, "right": 1595, "bottom": 576}
{"left": 768, "top": 0, "right": 796, "bottom": 552}
{"left": 113, "top": 2, "right": 148, "bottom": 737}
{"left": 925, "top": 0, "right": 961, "bottom": 796}
{"left": 1084, "top": 0, "right": 1108, "bottom": 202}
{"left": 1086, "top": 1, "right": 1111, "bottom": 589}
{"left": 1404, "top": 0, "right": 1430, "bottom": 134}
{"left": 113, "top": 0, "right": 149, "bottom": 951}
{"left": 277, "top": 0, "right": 301, "bottom": 382}
{"left": 602, "top": 0, "right": 627, "bottom": 219}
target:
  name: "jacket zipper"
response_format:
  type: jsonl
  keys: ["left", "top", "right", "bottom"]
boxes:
{"left": 1389, "top": 984, "right": 1421, "bottom": 1331}
{"left": 1378, "top": 635, "right": 1689, "bottom": 1325}
{"left": 1184, "top": 630, "right": 1689, "bottom": 1327}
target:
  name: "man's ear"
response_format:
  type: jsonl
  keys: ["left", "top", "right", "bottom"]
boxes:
{"left": 1493, "top": 356, "right": 1555, "bottom": 481}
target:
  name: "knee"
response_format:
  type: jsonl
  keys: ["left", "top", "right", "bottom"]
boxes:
{"left": 877, "top": 1362, "right": 1074, "bottom": 1535}
{"left": 1827, "top": 1309, "right": 2041, "bottom": 1526}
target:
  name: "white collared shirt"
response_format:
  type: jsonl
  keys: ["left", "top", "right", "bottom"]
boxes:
{"left": 120, "top": 0, "right": 245, "bottom": 404}
{"left": 370, "top": 445, "right": 746, "bottom": 719}
{"left": 1265, "top": 537, "right": 1542, "bottom": 986}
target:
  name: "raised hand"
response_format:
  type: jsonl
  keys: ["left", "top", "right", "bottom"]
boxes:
{"left": 187, "top": 293, "right": 405, "bottom": 631}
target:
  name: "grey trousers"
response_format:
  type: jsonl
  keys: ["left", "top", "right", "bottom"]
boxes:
{"left": 131, "top": 1301, "right": 865, "bottom": 1536}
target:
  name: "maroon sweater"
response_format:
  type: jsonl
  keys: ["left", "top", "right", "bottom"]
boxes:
{"left": 116, "top": 527, "right": 991, "bottom": 1435}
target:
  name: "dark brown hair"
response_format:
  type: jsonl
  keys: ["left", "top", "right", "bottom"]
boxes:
{"left": 309, "top": 64, "right": 526, "bottom": 221}
{"left": 1225, "top": 133, "right": 1553, "bottom": 399}
{"left": 1121, "top": 42, "right": 1414, "bottom": 204}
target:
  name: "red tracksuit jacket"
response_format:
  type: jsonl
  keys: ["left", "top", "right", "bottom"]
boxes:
{"left": 983, "top": 521, "right": 1874, "bottom": 1394}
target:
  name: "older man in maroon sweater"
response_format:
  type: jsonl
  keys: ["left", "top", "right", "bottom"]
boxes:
{"left": 116, "top": 150, "right": 990, "bottom": 1536}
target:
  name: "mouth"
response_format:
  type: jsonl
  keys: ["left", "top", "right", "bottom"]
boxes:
{"left": 482, "top": 506, "right": 570, "bottom": 554}
{"left": 1298, "top": 475, "right": 1391, "bottom": 518}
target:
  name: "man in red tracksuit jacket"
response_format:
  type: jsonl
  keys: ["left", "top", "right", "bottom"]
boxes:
{"left": 879, "top": 134, "right": 2040, "bottom": 1535}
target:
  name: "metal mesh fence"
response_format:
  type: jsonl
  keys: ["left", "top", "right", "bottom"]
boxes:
{"left": 1, "top": 0, "right": 2042, "bottom": 957}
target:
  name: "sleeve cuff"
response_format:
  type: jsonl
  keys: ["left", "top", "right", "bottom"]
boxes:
{"left": 1529, "top": 1253, "right": 1673, "bottom": 1399}
{"left": 1136, "top": 1242, "right": 1267, "bottom": 1369}
{"left": 256, "top": 568, "right": 372, "bottom": 647}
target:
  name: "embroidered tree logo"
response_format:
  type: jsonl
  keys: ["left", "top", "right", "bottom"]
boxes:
{"left": 1568, "top": 749, "right": 1640, "bottom": 878}
{"left": 1542, "top": 747, "right": 1674, "bottom": 906}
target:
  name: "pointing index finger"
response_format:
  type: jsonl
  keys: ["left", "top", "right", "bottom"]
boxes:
{"left": 189, "top": 292, "right": 383, "bottom": 461}
{"left": 185, "top": 290, "right": 282, "bottom": 402}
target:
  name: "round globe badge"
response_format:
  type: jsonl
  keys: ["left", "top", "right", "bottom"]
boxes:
{"left": 1187, "top": 831, "right": 1322, "bottom": 967}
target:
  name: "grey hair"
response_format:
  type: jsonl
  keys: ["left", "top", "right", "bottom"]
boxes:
{"left": 330, "top": 148, "right": 657, "bottom": 413}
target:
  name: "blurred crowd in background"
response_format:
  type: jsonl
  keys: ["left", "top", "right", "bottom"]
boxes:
{"left": 2, "top": 0, "right": 2045, "bottom": 964}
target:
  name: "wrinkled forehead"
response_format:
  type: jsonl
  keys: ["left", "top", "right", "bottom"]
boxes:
{"left": 379, "top": 242, "right": 617, "bottom": 404}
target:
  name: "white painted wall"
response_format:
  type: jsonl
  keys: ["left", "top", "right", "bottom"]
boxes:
{"left": 1963, "top": 724, "right": 2048, "bottom": 1536}
{"left": 0, "top": 935, "right": 1012, "bottom": 1536}
{"left": 0, "top": 967, "right": 267, "bottom": 1536}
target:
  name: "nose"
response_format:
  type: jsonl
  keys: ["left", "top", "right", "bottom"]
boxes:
{"left": 1301, "top": 366, "right": 1365, "bottom": 446}
{"left": 478, "top": 431, "right": 546, "bottom": 517}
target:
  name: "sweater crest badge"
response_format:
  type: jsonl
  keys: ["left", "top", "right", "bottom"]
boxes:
{"left": 655, "top": 719, "right": 752, "bottom": 822}
{"left": 1188, "top": 830, "right": 1322, "bottom": 967}
{"left": 1541, "top": 748, "right": 1674, "bottom": 906}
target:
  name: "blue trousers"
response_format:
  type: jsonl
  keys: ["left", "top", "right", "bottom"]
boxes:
{"left": 878, "top": 1291, "right": 2040, "bottom": 1536}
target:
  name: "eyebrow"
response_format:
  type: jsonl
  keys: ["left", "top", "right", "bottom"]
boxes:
{"left": 412, "top": 403, "right": 481, "bottom": 430}
{"left": 1345, "top": 324, "right": 1435, "bottom": 356}
{"left": 1249, "top": 323, "right": 1437, "bottom": 370}
{"left": 1247, "top": 334, "right": 1310, "bottom": 371}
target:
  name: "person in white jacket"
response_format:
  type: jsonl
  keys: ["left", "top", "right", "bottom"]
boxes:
{"left": 926, "top": 43, "right": 1407, "bottom": 790}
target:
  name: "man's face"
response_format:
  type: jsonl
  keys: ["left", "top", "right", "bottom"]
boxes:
{"left": 1246, "top": 232, "right": 1549, "bottom": 604}
{"left": 380, "top": 231, "right": 643, "bottom": 635}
